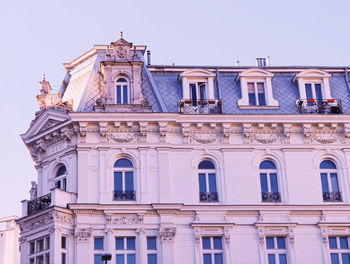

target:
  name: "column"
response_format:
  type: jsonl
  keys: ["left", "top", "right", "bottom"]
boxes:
{"left": 77, "top": 148, "right": 90, "bottom": 203}
{"left": 75, "top": 228, "right": 92, "bottom": 264}
{"left": 19, "top": 237, "right": 28, "bottom": 264}
{"left": 157, "top": 148, "right": 171, "bottom": 202}
{"left": 159, "top": 227, "right": 176, "bottom": 264}
{"left": 137, "top": 228, "right": 147, "bottom": 263}
{"left": 49, "top": 227, "right": 61, "bottom": 264}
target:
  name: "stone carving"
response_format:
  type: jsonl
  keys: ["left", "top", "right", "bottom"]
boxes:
{"left": 194, "top": 227, "right": 201, "bottom": 245}
{"left": 310, "top": 134, "right": 344, "bottom": 144}
{"left": 288, "top": 227, "right": 295, "bottom": 246}
{"left": 283, "top": 124, "right": 292, "bottom": 144}
{"left": 19, "top": 213, "right": 54, "bottom": 232}
{"left": 191, "top": 134, "right": 217, "bottom": 144}
{"left": 224, "top": 227, "right": 231, "bottom": 245}
{"left": 38, "top": 119, "right": 60, "bottom": 133}
{"left": 258, "top": 227, "right": 265, "bottom": 246}
{"left": 159, "top": 122, "right": 168, "bottom": 143}
{"left": 160, "top": 227, "right": 176, "bottom": 242}
{"left": 75, "top": 228, "right": 92, "bottom": 242}
{"left": 29, "top": 181, "right": 38, "bottom": 200}
{"left": 107, "top": 133, "right": 141, "bottom": 143}
{"left": 251, "top": 134, "right": 279, "bottom": 144}
{"left": 52, "top": 212, "right": 73, "bottom": 225}
{"left": 321, "top": 227, "right": 328, "bottom": 245}
{"left": 111, "top": 215, "right": 144, "bottom": 225}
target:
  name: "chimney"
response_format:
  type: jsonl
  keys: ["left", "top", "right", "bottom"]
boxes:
{"left": 235, "top": 59, "right": 240, "bottom": 66}
{"left": 147, "top": 50, "right": 151, "bottom": 66}
{"left": 256, "top": 56, "right": 270, "bottom": 67}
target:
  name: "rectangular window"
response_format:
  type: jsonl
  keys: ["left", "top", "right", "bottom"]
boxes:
{"left": 115, "top": 237, "right": 136, "bottom": 264}
{"left": 202, "top": 237, "right": 224, "bottom": 264}
{"left": 61, "top": 253, "right": 66, "bottom": 264}
{"left": 266, "top": 237, "right": 288, "bottom": 264}
{"left": 147, "top": 237, "right": 157, "bottom": 264}
{"left": 190, "top": 83, "right": 198, "bottom": 105}
{"left": 305, "top": 83, "right": 323, "bottom": 100}
{"left": 248, "top": 82, "right": 266, "bottom": 106}
{"left": 61, "top": 236, "right": 66, "bottom": 249}
{"left": 94, "top": 254, "right": 103, "bottom": 264}
{"left": 94, "top": 237, "right": 104, "bottom": 250}
{"left": 28, "top": 236, "right": 50, "bottom": 264}
{"left": 329, "top": 237, "right": 350, "bottom": 264}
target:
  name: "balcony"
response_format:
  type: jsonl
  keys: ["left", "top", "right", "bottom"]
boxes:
{"left": 296, "top": 99, "right": 342, "bottom": 114}
{"left": 113, "top": 190, "right": 136, "bottom": 201}
{"left": 262, "top": 192, "right": 281, "bottom": 202}
{"left": 199, "top": 192, "right": 218, "bottom": 202}
{"left": 27, "top": 193, "right": 51, "bottom": 216}
{"left": 179, "top": 100, "right": 222, "bottom": 114}
{"left": 323, "top": 192, "right": 342, "bottom": 202}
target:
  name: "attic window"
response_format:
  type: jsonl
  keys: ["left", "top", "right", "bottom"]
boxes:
{"left": 237, "top": 69, "right": 278, "bottom": 108}
{"left": 116, "top": 78, "right": 129, "bottom": 104}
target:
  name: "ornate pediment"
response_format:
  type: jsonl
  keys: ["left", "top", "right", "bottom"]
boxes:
{"left": 22, "top": 108, "right": 70, "bottom": 143}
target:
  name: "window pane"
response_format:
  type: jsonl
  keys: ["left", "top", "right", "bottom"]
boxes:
{"left": 199, "top": 174, "right": 207, "bottom": 193}
{"left": 305, "top": 84, "right": 313, "bottom": 100}
{"left": 266, "top": 237, "right": 274, "bottom": 249}
{"left": 199, "top": 84, "right": 206, "bottom": 100}
{"left": 315, "top": 84, "right": 322, "bottom": 100}
{"left": 329, "top": 237, "right": 337, "bottom": 249}
{"left": 114, "top": 172, "right": 123, "bottom": 191}
{"left": 257, "top": 83, "right": 265, "bottom": 106}
{"left": 198, "top": 160, "right": 215, "bottom": 169}
{"left": 62, "top": 178, "right": 66, "bottom": 191}
{"left": 147, "top": 237, "right": 157, "bottom": 250}
{"left": 330, "top": 173, "right": 339, "bottom": 192}
{"left": 61, "top": 236, "right": 66, "bottom": 249}
{"left": 62, "top": 253, "right": 66, "bottom": 264}
{"left": 117, "top": 85, "right": 121, "bottom": 104}
{"left": 340, "top": 237, "right": 349, "bottom": 249}
{"left": 94, "top": 254, "right": 103, "bottom": 264}
{"left": 125, "top": 172, "right": 134, "bottom": 191}
{"left": 277, "top": 237, "right": 285, "bottom": 249}
{"left": 116, "top": 254, "right": 125, "bottom": 264}
{"left": 342, "top": 253, "right": 350, "bottom": 264}
{"left": 248, "top": 82, "right": 255, "bottom": 93}
{"left": 94, "top": 238, "right": 103, "bottom": 250}
{"left": 56, "top": 166, "right": 66, "bottom": 177}
{"left": 127, "top": 238, "right": 135, "bottom": 250}
{"left": 270, "top": 173, "right": 279, "bottom": 193}
{"left": 202, "top": 237, "right": 211, "bottom": 249}
{"left": 127, "top": 254, "right": 135, "bottom": 264}
{"left": 260, "top": 173, "right": 268, "bottom": 193}
{"left": 268, "top": 254, "right": 276, "bottom": 264}
{"left": 123, "top": 85, "right": 128, "bottom": 104}
{"left": 279, "top": 254, "right": 287, "bottom": 264}
{"left": 248, "top": 93, "right": 256, "bottom": 106}
{"left": 114, "top": 159, "right": 133, "bottom": 168}
{"left": 214, "top": 253, "right": 223, "bottom": 264}
{"left": 260, "top": 160, "right": 276, "bottom": 169}
{"left": 213, "top": 237, "right": 222, "bottom": 249}
{"left": 190, "top": 84, "right": 197, "bottom": 102}
{"left": 117, "top": 78, "right": 127, "bottom": 82}
{"left": 320, "top": 160, "right": 336, "bottom": 169}
{"left": 320, "top": 173, "right": 329, "bottom": 193}
{"left": 148, "top": 254, "right": 157, "bottom": 264}
{"left": 203, "top": 254, "right": 212, "bottom": 264}
{"left": 331, "top": 253, "right": 340, "bottom": 264}
{"left": 116, "top": 238, "right": 124, "bottom": 250}
{"left": 208, "top": 173, "right": 217, "bottom": 193}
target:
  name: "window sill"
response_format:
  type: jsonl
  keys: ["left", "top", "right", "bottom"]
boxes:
{"left": 238, "top": 105, "right": 279, "bottom": 110}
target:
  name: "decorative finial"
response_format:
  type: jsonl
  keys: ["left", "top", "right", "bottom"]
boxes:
{"left": 120, "top": 31, "right": 123, "bottom": 39}
{"left": 43, "top": 73, "right": 46, "bottom": 81}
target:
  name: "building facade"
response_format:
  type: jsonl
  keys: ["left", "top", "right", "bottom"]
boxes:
{"left": 17, "top": 37, "right": 350, "bottom": 264}
{"left": 0, "top": 216, "right": 20, "bottom": 264}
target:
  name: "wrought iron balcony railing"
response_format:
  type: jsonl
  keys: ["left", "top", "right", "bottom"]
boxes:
{"left": 27, "top": 193, "right": 51, "bottom": 215}
{"left": 179, "top": 100, "right": 222, "bottom": 114}
{"left": 262, "top": 192, "right": 281, "bottom": 202}
{"left": 323, "top": 192, "right": 342, "bottom": 202}
{"left": 113, "top": 190, "right": 136, "bottom": 201}
{"left": 199, "top": 192, "right": 219, "bottom": 202}
{"left": 296, "top": 99, "right": 342, "bottom": 114}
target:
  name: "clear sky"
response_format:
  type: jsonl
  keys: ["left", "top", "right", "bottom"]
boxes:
{"left": 0, "top": 0, "right": 349, "bottom": 218}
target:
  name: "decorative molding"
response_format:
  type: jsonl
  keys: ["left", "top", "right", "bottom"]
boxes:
{"left": 75, "top": 228, "right": 92, "bottom": 242}
{"left": 19, "top": 213, "right": 54, "bottom": 233}
{"left": 159, "top": 227, "right": 176, "bottom": 243}
{"left": 52, "top": 212, "right": 73, "bottom": 225}
{"left": 111, "top": 215, "right": 144, "bottom": 225}
{"left": 106, "top": 132, "right": 141, "bottom": 143}
{"left": 158, "top": 122, "right": 168, "bottom": 143}
{"left": 283, "top": 124, "right": 292, "bottom": 144}
{"left": 190, "top": 134, "right": 219, "bottom": 144}
{"left": 38, "top": 119, "right": 60, "bottom": 133}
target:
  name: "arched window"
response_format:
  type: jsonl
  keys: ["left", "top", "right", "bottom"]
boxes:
{"left": 116, "top": 78, "right": 129, "bottom": 104}
{"left": 198, "top": 160, "right": 218, "bottom": 202}
{"left": 320, "top": 160, "right": 341, "bottom": 202}
{"left": 259, "top": 160, "right": 281, "bottom": 202}
{"left": 55, "top": 164, "right": 67, "bottom": 191}
{"left": 113, "top": 158, "right": 135, "bottom": 200}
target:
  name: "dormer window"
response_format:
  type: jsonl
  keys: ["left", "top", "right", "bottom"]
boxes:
{"left": 248, "top": 82, "right": 266, "bottom": 106}
{"left": 237, "top": 69, "right": 278, "bottom": 108}
{"left": 179, "top": 69, "right": 222, "bottom": 114}
{"left": 115, "top": 78, "right": 129, "bottom": 104}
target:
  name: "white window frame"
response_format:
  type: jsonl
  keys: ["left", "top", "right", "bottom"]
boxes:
{"left": 201, "top": 236, "right": 224, "bottom": 264}
{"left": 328, "top": 236, "right": 350, "bottom": 264}
{"left": 247, "top": 81, "right": 266, "bottom": 106}
{"left": 320, "top": 164, "right": 339, "bottom": 193}
{"left": 146, "top": 236, "right": 158, "bottom": 264}
{"left": 179, "top": 69, "right": 216, "bottom": 101}
{"left": 113, "top": 160, "right": 135, "bottom": 193}
{"left": 237, "top": 69, "right": 278, "bottom": 108}
{"left": 55, "top": 167, "right": 67, "bottom": 192}
{"left": 115, "top": 77, "right": 130, "bottom": 104}
{"left": 28, "top": 236, "right": 50, "bottom": 264}
{"left": 293, "top": 69, "right": 332, "bottom": 100}
{"left": 115, "top": 236, "right": 137, "bottom": 264}
{"left": 265, "top": 236, "right": 288, "bottom": 264}
{"left": 260, "top": 164, "right": 279, "bottom": 193}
